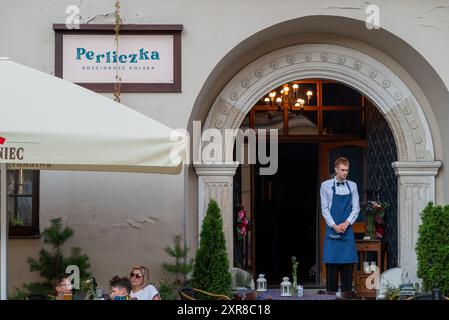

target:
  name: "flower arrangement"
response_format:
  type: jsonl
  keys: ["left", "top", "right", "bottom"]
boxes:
{"left": 236, "top": 205, "right": 250, "bottom": 240}
{"left": 82, "top": 277, "right": 98, "bottom": 300}
{"left": 360, "top": 200, "right": 389, "bottom": 239}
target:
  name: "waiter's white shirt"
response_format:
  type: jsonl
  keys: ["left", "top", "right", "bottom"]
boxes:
{"left": 320, "top": 177, "right": 360, "bottom": 227}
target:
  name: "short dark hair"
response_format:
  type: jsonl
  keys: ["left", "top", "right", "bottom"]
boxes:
{"left": 110, "top": 276, "right": 132, "bottom": 294}
{"left": 51, "top": 274, "right": 68, "bottom": 289}
{"left": 335, "top": 157, "right": 350, "bottom": 167}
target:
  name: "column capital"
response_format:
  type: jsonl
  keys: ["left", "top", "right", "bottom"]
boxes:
{"left": 194, "top": 163, "right": 239, "bottom": 176}
{"left": 392, "top": 161, "right": 441, "bottom": 176}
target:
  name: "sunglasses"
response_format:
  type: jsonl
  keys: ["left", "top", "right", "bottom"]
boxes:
{"left": 130, "top": 273, "right": 143, "bottom": 279}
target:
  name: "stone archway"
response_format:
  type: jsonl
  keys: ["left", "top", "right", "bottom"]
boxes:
{"left": 194, "top": 43, "right": 441, "bottom": 281}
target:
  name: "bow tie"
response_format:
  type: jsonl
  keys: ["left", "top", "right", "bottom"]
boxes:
{"left": 336, "top": 181, "right": 345, "bottom": 187}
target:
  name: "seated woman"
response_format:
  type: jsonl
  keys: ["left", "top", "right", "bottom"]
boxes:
{"left": 49, "top": 275, "right": 73, "bottom": 300}
{"left": 129, "top": 265, "right": 161, "bottom": 300}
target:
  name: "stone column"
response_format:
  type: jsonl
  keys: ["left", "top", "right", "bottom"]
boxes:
{"left": 194, "top": 163, "right": 239, "bottom": 266}
{"left": 392, "top": 161, "right": 441, "bottom": 282}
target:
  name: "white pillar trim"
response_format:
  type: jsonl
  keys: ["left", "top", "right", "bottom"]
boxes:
{"left": 194, "top": 163, "right": 238, "bottom": 265}
{"left": 392, "top": 161, "right": 441, "bottom": 176}
{"left": 392, "top": 160, "right": 441, "bottom": 282}
{"left": 194, "top": 163, "right": 239, "bottom": 176}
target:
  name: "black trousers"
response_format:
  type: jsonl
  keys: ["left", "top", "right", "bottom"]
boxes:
{"left": 326, "top": 263, "right": 354, "bottom": 292}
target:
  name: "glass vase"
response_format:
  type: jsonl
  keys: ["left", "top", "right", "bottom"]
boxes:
{"left": 292, "top": 280, "right": 298, "bottom": 295}
{"left": 365, "top": 214, "right": 375, "bottom": 239}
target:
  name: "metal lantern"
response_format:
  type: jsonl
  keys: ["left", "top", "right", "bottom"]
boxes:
{"left": 256, "top": 274, "right": 267, "bottom": 292}
{"left": 280, "top": 277, "right": 292, "bottom": 297}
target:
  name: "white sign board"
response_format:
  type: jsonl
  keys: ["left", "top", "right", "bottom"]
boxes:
{"left": 54, "top": 25, "right": 182, "bottom": 92}
{"left": 62, "top": 34, "right": 174, "bottom": 83}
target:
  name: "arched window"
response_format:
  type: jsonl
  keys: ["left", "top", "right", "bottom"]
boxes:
{"left": 241, "top": 80, "right": 365, "bottom": 139}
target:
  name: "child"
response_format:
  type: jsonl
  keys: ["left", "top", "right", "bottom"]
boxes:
{"left": 49, "top": 275, "right": 73, "bottom": 300}
{"left": 109, "top": 276, "right": 133, "bottom": 300}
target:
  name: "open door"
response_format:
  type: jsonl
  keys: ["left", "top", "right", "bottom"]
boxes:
{"left": 318, "top": 140, "right": 367, "bottom": 285}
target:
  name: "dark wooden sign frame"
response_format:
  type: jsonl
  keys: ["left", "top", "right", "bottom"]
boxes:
{"left": 54, "top": 24, "right": 182, "bottom": 92}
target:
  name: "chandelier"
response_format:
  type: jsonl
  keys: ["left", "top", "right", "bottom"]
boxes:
{"left": 263, "top": 82, "right": 313, "bottom": 111}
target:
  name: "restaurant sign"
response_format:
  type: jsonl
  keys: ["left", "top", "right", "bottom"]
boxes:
{"left": 54, "top": 24, "right": 182, "bottom": 92}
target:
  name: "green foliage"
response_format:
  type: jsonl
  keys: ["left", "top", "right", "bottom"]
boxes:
{"left": 160, "top": 234, "right": 194, "bottom": 299}
{"left": 416, "top": 203, "right": 449, "bottom": 295}
{"left": 8, "top": 287, "right": 28, "bottom": 300}
{"left": 162, "top": 234, "right": 193, "bottom": 287}
{"left": 22, "top": 282, "right": 54, "bottom": 296}
{"left": 291, "top": 256, "right": 299, "bottom": 295}
{"left": 158, "top": 278, "right": 177, "bottom": 300}
{"left": 14, "top": 218, "right": 91, "bottom": 297}
{"left": 192, "top": 199, "right": 232, "bottom": 298}
{"left": 10, "top": 215, "right": 24, "bottom": 226}
{"left": 385, "top": 284, "right": 400, "bottom": 300}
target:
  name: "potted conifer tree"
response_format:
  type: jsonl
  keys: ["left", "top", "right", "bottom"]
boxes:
{"left": 191, "top": 199, "right": 232, "bottom": 299}
{"left": 416, "top": 203, "right": 449, "bottom": 296}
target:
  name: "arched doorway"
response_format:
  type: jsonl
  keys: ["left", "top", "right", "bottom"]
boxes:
{"left": 232, "top": 79, "right": 399, "bottom": 286}
{"left": 194, "top": 43, "right": 440, "bottom": 283}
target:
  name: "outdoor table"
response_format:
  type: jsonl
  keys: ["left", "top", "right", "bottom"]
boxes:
{"left": 255, "top": 289, "right": 337, "bottom": 300}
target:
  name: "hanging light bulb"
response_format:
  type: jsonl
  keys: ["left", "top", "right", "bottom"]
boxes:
{"left": 261, "top": 82, "right": 312, "bottom": 110}
{"left": 306, "top": 90, "right": 313, "bottom": 104}
{"left": 292, "top": 83, "right": 299, "bottom": 99}
{"left": 276, "top": 97, "right": 282, "bottom": 106}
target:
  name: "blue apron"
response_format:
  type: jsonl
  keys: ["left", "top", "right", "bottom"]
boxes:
{"left": 323, "top": 181, "right": 358, "bottom": 264}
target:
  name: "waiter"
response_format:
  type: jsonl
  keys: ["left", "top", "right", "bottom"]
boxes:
{"left": 320, "top": 157, "right": 359, "bottom": 293}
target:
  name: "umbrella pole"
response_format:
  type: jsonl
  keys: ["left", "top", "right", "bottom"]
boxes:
{"left": 0, "top": 163, "right": 7, "bottom": 300}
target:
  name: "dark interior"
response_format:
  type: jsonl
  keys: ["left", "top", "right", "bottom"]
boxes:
{"left": 255, "top": 143, "right": 318, "bottom": 285}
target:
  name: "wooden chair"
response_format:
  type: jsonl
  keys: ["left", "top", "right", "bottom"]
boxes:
{"left": 178, "top": 288, "right": 231, "bottom": 300}
{"left": 179, "top": 288, "right": 196, "bottom": 300}
{"left": 231, "top": 267, "right": 255, "bottom": 290}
